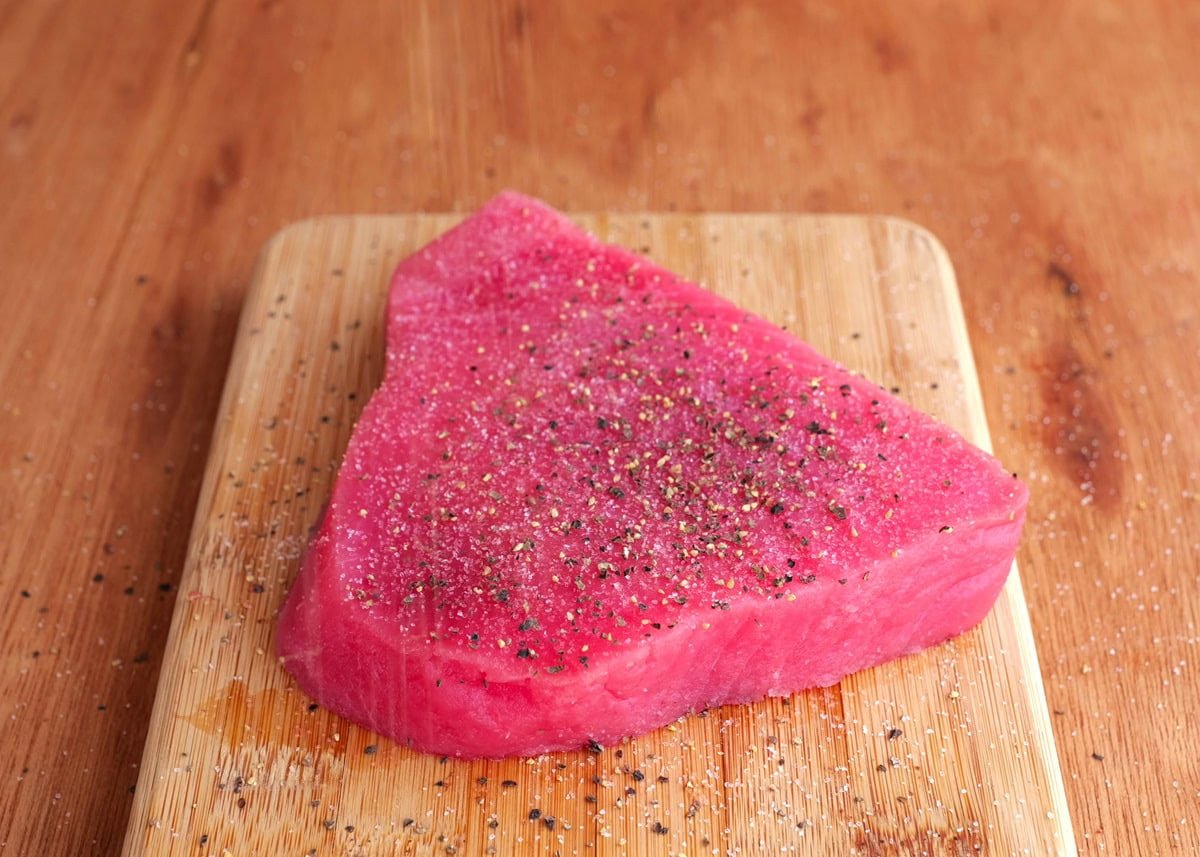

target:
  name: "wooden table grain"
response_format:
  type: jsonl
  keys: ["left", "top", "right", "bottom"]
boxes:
{"left": 1, "top": 3, "right": 1195, "bottom": 855}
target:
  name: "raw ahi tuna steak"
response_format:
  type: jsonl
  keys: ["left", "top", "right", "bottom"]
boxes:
{"left": 277, "top": 192, "right": 1028, "bottom": 758}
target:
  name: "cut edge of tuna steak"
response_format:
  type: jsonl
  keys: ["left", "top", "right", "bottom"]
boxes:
{"left": 277, "top": 192, "right": 1028, "bottom": 758}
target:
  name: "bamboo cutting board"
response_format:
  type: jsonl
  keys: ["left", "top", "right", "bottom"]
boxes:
{"left": 123, "top": 214, "right": 1074, "bottom": 856}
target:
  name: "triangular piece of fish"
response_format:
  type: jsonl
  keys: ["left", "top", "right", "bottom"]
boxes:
{"left": 278, "top": 192, "right": 1026, "bottom": 758}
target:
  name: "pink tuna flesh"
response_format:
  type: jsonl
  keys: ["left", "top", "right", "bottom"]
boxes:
{"left": 277, "top": 192, "right": 1027, "bottom": 758}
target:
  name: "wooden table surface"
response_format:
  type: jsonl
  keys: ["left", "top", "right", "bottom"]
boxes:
{"left": 1, "top": 3, "right": 1195, "bottom": 854}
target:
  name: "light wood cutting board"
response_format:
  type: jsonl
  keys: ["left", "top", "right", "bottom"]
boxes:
{"left": 123, "top": 214, "right": 1075, "bottom": 856}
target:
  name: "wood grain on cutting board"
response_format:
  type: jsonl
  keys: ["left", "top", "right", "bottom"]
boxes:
{"left": 122, "top": 214, "right": 1073, "bottom": 856}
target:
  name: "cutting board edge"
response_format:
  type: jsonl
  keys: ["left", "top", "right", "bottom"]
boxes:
{"left": 914, "top": 223, "right": 1077, "bottom": 850}
{"left": 253, "top": 209, "right": 951, "bottom": 255}
{"left": 120, "top": 230, "right": 291, "bottom": 857}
